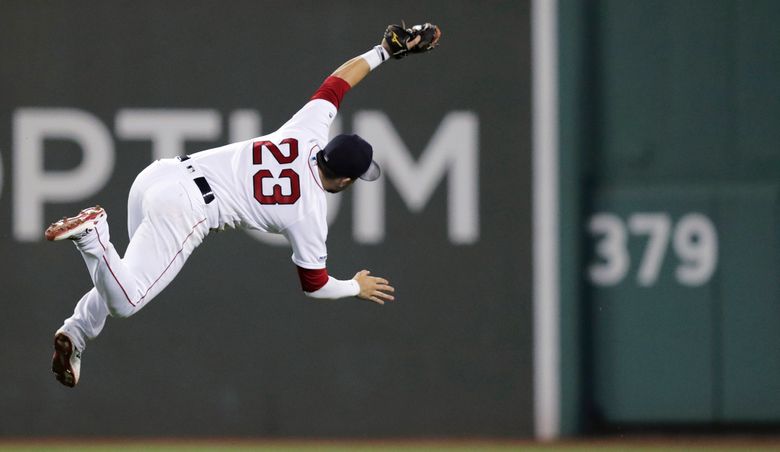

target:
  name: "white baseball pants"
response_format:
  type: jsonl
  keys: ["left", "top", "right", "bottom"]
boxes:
{"left": 59, "top": 159, "right": 218, "bottom": 351}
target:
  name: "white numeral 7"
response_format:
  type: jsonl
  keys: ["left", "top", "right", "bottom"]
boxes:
{"left": 628, "top": 213, "right": 672, "bottom": 286}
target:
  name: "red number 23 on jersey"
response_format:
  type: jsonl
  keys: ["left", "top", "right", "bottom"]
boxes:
{"left": 252, "top": 138, "right": 301, "bottom": 205}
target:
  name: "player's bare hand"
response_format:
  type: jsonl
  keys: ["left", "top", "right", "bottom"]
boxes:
{"left": 353, "top": 270, "right": 395, "bottom": 305}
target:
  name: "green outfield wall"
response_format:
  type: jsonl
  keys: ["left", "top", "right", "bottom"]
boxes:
{"left": 560, "top": 0, "right": 780, "bottom": 434}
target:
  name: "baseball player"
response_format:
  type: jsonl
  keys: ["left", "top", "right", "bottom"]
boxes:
{"left": 45, "top": 23, "right": 442, "bottom": 387}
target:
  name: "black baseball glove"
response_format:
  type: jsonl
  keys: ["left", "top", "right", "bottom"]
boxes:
{"left": 383, "top": 22, "right": 442, "bottom": 59}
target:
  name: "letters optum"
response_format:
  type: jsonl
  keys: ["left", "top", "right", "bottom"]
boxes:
{"left": 12, "top": 108, "right": 480, "bottom": 245}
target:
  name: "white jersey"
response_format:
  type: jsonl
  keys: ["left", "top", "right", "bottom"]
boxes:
{"left": 187, "top": 99, "right": 337, "bottom": 270}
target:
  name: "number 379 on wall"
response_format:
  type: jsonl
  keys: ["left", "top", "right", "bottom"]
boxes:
{"left": 587, "top": 212, "right": 718, "bottom": 287}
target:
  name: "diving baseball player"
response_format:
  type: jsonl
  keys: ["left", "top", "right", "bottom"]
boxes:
{"left": 45, "top": 23, "right": 442, "bottom": 387}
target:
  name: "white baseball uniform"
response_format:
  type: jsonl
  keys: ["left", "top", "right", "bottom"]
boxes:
{"left": 59, "top": 77, "right": 360, "bottom": 352}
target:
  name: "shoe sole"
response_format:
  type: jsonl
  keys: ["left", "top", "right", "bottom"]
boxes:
{"left": 52, "top": 334, "right": 77, "bottom": 388}
{"left": 45, "top": 206, "right": 105, "bottom": 241}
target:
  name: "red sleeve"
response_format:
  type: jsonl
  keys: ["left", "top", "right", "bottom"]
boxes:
{"left": 310, "top": 76, "right": 351, "bottom": 110}
{"left": 297, "top": 266, "right": 329, "bottom": 292}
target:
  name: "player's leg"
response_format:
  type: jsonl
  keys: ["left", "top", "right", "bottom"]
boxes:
{"left": 54, "top": 190, "right": 206, "bottom": 342}
{"left": 49, "top": 160, "right": 205, "bottom": 323}
{"left": 51, "top": 159, "right": 208, "bottom": 334}
{"left": 75, "top": 165, "right": 210, "bottom": 318}
{"left": 58, "top": 287, "right": 108, "bottom": 351}
{"left": 103, "top": 190, "right": 209, "bottom": 317}
{"left": 50, "top": 160, "right": 210, "bottom": 387}
{"left": 51, "top": 161, "right": 163, "bottom": 353}
{"left": 52, "top": 287, "right": 105, "bottom": 387}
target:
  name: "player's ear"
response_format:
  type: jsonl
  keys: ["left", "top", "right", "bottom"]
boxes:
{"left": 337, "top": 177, "right": 354, "bottom": 189}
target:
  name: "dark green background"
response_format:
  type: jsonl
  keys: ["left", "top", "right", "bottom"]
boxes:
{"left": 0, "top": 1, "right": 532, "bottom": 438}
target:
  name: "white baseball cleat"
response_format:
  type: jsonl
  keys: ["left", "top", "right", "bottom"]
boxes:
{"left": 52, "top": 332, "right": 82, "bottom": 388}
{"left": 44, "top": 206, "right": 106, "bottom": 241}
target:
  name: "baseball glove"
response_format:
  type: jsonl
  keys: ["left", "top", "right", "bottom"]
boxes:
{"left": 383, "top": 22, "right": 442, "bottom": 59}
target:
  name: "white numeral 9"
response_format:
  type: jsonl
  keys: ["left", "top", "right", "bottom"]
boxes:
{"left": 673, "top": 213, "right": 718, "bottom": 286}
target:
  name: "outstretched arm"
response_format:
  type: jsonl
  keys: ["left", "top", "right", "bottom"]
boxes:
{"left": 310, "top": 22, "right": 441, "bottom": 109}
{"left": 331, "top": 37, "right": 420, "bottom": 88}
